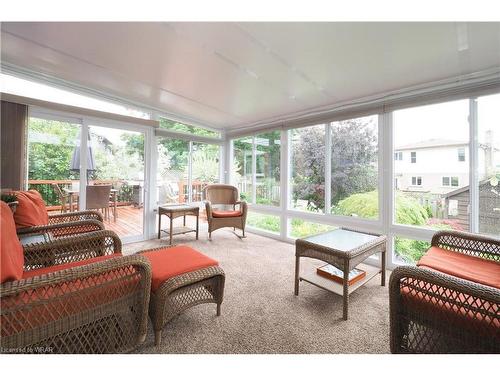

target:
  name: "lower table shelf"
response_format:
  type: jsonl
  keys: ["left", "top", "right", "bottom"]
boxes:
{"left": 299, "top": 263, "right": 381, "bottom": 296}
{"left": 161, "top": 226, "right": 197, "bottom": 236}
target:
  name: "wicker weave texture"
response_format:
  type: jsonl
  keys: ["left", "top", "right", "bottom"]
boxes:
{"left": 1, "top": 231, "right": 152, "bottom": 354}
{"left": 390, "top": 231, "right": 500, "bottom": 354}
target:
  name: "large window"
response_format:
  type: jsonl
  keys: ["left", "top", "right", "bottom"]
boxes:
{"left": 289, "top": 124, "right": 326, "bottom": 213}
{"left": 232, "top": 131, "right": 281, "bottom": 206}
{"left": 477, "top": 93, "right": 500, "bottom": 237}
{"left": 159, "top": 118, "right": 220, "bottom": 138}
{"left": 232, "top": 137, "right": 253, "bottom": 202}
{"left": 393, "top": 100, "right": 470, "bottom": 234}
{"left": 2, "top": 73, "right": 150, "bottom": 119}
{"left": 191, "top": 142, "right": 220, "bottom": 202}
{"left": 27, "top": 117, "right": 81, "bottom": 208}
{"left": 255, "top": 132, "right": 281, "bottom": 206}
{"left": 330, "top": 115, "right": 378, "bottom": 219}
{"left": 156, "top": 137, "right": 220, "bottom": 205}
{"left": 247, "top": 212, "right": 281, "bottom": 234}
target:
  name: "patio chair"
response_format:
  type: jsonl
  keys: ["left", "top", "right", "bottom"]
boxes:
{"left": 51, "top": 183, "right": 77, "bottom": 213}
{"left": 389, "top": 230, "right": 500, "bottom": 353}
{"left": 86, "top": 184, "right": 112, "bottom": 221}
{"left": 14, "top": 190, "right": 104, "bottom": 239}
{"left": 204, "top": 184, "right": 247, "bottom": 239}
{"left": 1, "top": 202, "right": 152, "bottom": 353}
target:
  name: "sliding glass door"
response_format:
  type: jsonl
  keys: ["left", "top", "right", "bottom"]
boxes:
{"left": 26, "top": 115, "right": 83, "bottom": 213}
{"left": 88, "top": 125, "right": 146, "bottom": 241}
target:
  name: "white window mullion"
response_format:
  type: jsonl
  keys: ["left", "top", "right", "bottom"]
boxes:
{"left": 79, "top": 120, "right": 89, "bottom": 210}
{"left": 251, "top": 136, "right": 257, "bottom": 204}
{"left": 280, "top": 129, "right": 289, "bottom": 240}
{"left": 325, "top": 123, "right": 332, "bottom": 215}
{"left": 381, "top": 112, "right": 395, "bottom": 266}
{"left": 187, "top": 141, "right": 193, "bottom": 204}
{"left": 469, "top": 98, "right": 479, "bottom": 233}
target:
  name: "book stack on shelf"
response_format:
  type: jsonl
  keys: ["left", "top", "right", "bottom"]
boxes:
{"left": 316, "top": 264, "right": 366, "bottom": 286}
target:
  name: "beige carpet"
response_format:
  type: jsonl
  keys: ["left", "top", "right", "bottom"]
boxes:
{"left": 124, "top": 227, "right": 391, "bottom": 354}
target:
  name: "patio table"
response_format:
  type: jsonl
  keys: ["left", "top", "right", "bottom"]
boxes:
{"left": 63, "top": 187, "right": 118, "bottom": 221}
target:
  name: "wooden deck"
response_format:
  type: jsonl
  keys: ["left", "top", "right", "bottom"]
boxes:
{"left": 50, "top": 205, "right": 207, "bottom": 238}
{"left": 104, "top": 205, "right": 145, "bottom": 237}
{"left": 103, "top": 205, "right": 207, "bottom": 238}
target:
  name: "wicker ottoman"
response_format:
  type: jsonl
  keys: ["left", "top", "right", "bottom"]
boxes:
{"left": 139, "top": 246, "right": 225, "bottom": 346}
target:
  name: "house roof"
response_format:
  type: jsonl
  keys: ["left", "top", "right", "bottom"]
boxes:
{"left": 443, "top": 180, "right": 493, "bottom": 198}
{"left": 395, "top": 138, "right": 467, "bottom": 151}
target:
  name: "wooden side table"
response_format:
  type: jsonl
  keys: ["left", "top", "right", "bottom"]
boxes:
{"left": 158, "top": 204, "right": 200, "bottom": 245}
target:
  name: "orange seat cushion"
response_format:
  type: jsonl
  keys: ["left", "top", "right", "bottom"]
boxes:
{"left": 13, "top": 190, "right": 49, "bottom": 228}
{"left": 141, "top": 246, "right": 219, "bottom": 291}
{"left": 417, "top": 246, "right": 500, "bottom": 289}
{"left": 212, "top": 210, "right": 242, "bottom": 218}
{"left": 398, "top": 246, "right": 500, "bottom": 337}
{"left": 0, "top": 202, "right": 25, "bottom": 283}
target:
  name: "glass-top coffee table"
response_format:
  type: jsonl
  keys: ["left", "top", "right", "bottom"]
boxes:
{"left": 294, "top": 228, "right": 386, "bottom": 320}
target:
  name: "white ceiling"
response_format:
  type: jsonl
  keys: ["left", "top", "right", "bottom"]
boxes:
{"left": 1, "top": 22, "right": 500, "bottom": 130}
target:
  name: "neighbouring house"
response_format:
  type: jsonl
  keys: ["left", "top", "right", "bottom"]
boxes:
{"left": 394, "top": 137, "right": 496, "bottom": 195}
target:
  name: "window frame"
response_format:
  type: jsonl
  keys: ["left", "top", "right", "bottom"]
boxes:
{"left": 410, "top": 151, "right": 417, "bottom": 163}
{"left": 457, "top": 147, "right": 466, "bottom": 162}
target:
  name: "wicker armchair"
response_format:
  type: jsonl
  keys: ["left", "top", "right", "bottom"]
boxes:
{"left": 204, "top": 184, "right": 247, "bottom": 239}
{"left": 389, "top": 230, "right": 500, "bottom": 353}
{"left": 17, "top": 210, "right": 104, "bottom": 238}
{"left": 0, "top": 230, "right": 152, "bottom": 354}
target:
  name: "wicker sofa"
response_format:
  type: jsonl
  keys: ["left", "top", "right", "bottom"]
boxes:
{"left": 1, "top": 230, "right": 152, "bottom": 354}
{"left": 389, "top": 230, "right": 500, "bottom": 353}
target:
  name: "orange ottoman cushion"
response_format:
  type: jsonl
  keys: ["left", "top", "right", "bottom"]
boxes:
{"left": 13, "top": 190, "right": 49, "bottom": 228}
{"left": 212, "top": 210, "right": 242, "bottom": 218}
{"left": 141, "top": 246, "right": 219, "bottom": 291}
{"left": 0, "top": 202, "right": 25, "bottom": 283}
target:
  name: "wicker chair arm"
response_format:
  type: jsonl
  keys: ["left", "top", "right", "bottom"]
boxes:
{"left": 431, "top": 230, "right": 500, "bottom": 261}
{"left": 22, "top": 230, "right": 122, "bottom": 270}
{"left": 389, "top": 265, "right": 500, "bottom": 353}
{"left": 1, "top": 254, "right": 151, "bottom": 297}
{"left": 17, "top": 219, "right": 104, "bottom": 238}
{"left": 48, "top": 210, "right": 104, "bottom": 224}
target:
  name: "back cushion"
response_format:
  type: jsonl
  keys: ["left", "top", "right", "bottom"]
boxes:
{"left": 14, "top": 190, "right": 49, "bottom": 228}
{"left": 0, "top": 201, "right": 25, "bottom": 283}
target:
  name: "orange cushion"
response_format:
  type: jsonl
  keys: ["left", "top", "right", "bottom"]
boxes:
{"left": 212, "top": 210, "right": 242, "bottom": 218}
{"left": 0, "top": 202, "right": 25, "bottom": 283}
{"left": 141, "top": 246, "right": 218, "bottom": 291}
{"left": 417, "top": 246, "right": 500, "bottom": 289}
{"left": 13, "top": 190, "right": 49, "bottom": 228}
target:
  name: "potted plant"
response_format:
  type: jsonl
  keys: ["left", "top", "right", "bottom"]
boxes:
{"left": 1, "top": 193, "right": 18, "bottom": 213}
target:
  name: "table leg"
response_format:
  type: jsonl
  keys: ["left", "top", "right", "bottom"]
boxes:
{"left": 158, "top": 212, "right": 162, "bottom": 239}
{"left": 169, "top": 213, "right": 173, "bottom": 245}
{"left": 381, "top": 250, "right": 386, "bottom": 286}
{"left": 294, "top": 255, "right": 300, "bottom": 296}
{"left": 113, "top": 192, "right": 117, "bottom": 222}
{"left": 183, "top": 214, "right": 186, "bottom": 226}
{"left": 196, "top": 213, "right": 199, "bottom": 240}
{"left": 343, "top": 259, "right": 349, "bottom": 320}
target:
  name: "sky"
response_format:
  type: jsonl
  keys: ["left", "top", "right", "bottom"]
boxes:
{"left": 394, "top": 94, "right": 500, "bottom": 149}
